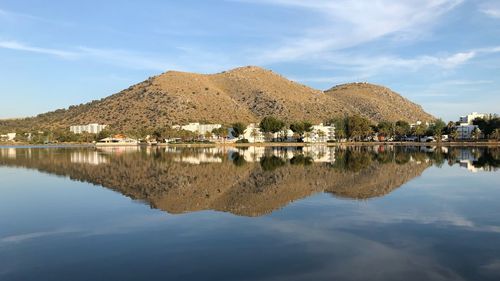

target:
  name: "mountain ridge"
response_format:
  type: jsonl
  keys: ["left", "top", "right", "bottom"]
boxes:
{"left": 0, "top": 66, "right": 434, "bottom": 132}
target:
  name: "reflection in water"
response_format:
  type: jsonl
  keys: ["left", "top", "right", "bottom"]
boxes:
{"left": 1, "top": 145, "right": 500, "bottom": 281}
{"left": 1, "top": 145, "right": 498, "bottom": 217}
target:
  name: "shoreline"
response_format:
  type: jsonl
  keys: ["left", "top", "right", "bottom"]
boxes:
{"left": 1, "top": 141, "right": 499, "bottom": 148}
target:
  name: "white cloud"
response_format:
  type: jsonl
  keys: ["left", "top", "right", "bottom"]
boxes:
{"left": 0, "top": 40, "right": 232, "bottom": 72}
{"left": 0, "top": 40, "right": 78, "bottom": 58}
{"left": 312, "top": 46, "right": 500, "bottom": 76}
{"left": 239, "top": 0, "right": 464, "bottom": 62}
{"left": 479, "top": 1, "right": 500, "bottom": 18}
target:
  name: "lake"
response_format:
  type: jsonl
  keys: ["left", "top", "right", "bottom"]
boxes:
{"left": 1, "top": 145, "right": 499, "bottom": 281}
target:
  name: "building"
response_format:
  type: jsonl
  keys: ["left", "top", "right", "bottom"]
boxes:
{"left": 96, "top": 134, "right": 139, "bottom": 146}
{"left": 70, "top": 124, "right": 107, "bottom": 134}
{"left": 242, "top": 123, "right": 265, "bottom": 143}
{"left": 304, "top": 123, "right": 335, "bottom": 143}
{"left": 0, "top": 133, "right": 16, "bottom": 141}
{"left": 456, "top": 124, "right": 480, "bottom": 140}
{"left": 459, "top": 112, "right": 485, "bottom": 125}
{"left": 172, "top": 123, "right": 222, "bottom": 135}
{"left": 410, "top": 121, "right": 430, "bottom": 128}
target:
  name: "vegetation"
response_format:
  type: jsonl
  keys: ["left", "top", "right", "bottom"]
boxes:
{"left": 231, "top": 122, "right": 246, "bottom": 138}
{"left": 289, "top": 121, "right": 313, "bottom": 141}
{"left": 473, "top": 115, "right": 500, "bottom": 139}
{"left": 259, "top": 116, "right": 285, "bottom": 141}
{"left": 3, "top": 112, "right": 500, "bottom": 144}
{"left": 429, "top": 119, "right": 446, "bottom": 141}
{"left": 346, "top": 115, "right": 373, "bottom": 141}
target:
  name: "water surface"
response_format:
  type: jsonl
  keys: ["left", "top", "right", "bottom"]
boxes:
{"left": 1, "top": 145, "right": 499, "bottom": 281}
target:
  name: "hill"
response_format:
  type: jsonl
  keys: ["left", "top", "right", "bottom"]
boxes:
{"left": 0, "top": 66, "right": 434, "bottom": 132}
{"left": 325, "top": 82, "right": 434, "bottom": 123}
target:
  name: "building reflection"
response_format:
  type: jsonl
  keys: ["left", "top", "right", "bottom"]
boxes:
{"left": 0, "top": 145, "right": 498, "bottom": 216}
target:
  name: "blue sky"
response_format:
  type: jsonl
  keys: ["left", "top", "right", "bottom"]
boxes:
{"left": 0, "top": 0, "right": 499, "bottom": 121}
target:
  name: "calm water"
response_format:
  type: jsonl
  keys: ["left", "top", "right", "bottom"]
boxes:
{"left": 1, "top": 145, "right": 499, "bottom": 281}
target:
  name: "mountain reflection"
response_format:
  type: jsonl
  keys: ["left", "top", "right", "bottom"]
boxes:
{"left": 0, "top": 145, "right": 498, "bottom": 216}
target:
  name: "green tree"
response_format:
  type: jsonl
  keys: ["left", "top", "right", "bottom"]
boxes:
{"left": 445, "top": 121, "right": 456, "bottom": 134}
{"left": 431, "top": 119, "right": 446, "bottom": 141}
{"left": 395, "top": 120, "right": 410, "bottom": 138}
{"left": 259, "top": 116, "right": 285, "bottom": 141}
{"left": 412, "top": 123, "right": 428, "bottom": 141}
{"left": 473, "top": 116, "right": 500, "bottom": 138}
{"left": 377, "top": 121, "right": 394, "bottom": 139}
{"left": 472, "top": 128, "right": 481, "bottom": 140}
{"left": 328, "top": 117, "right": 347, "bottom": 141}
{"left": 231, "top": 122, "right": 246, "bottom": 138}
{"left": 289, "top": 121, "right": 313, "bottom": 141}
{"left": 212, "top": 127, "right": 228, "bottom": 139}
{"left": 346, "top": 115, "right": 372, "bottom": 141}
{"left": 491, "top": 129, "right": 500, "bottom": 140}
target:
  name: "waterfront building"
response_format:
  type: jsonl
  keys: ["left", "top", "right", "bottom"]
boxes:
{"left": 172, "top": 123, "right": 222, "bottom": 136}
{"left": 304, "top": 123, "right": 335, "bottom": 143}
{"left": 456, "top": 124, "right": 480, "bottom": 140}
{"left": 0, "top": 133, "right": 16, "bottom": 141}
{"left": 242, "top": 123, "right": 265, "bottom": 143}
{"left": 70, "top": 123, "right": 107, "bottom": 134}
{"left": 96, "top": 134, "right": 139, "bottom": 146}
{"left": 459, "top": 112, "right": 485, "bottom": 125}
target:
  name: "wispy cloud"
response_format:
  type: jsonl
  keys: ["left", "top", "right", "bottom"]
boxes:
{"left": 239, "top": 0, "right": 464, "bottom": 63}
{"left": 0, "top": 39, "right": 236, "bottom": 72}
{"left": 0, "top": 40, "right": 78, "bottom": 58}
{"left": 317, "top": 46, "right": 500, "bottom": 75}
{"left": 479, "top": 1, "right": 500, "bottom": 18}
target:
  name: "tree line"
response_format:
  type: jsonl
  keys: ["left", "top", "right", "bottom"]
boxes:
{"left": 4, "top": 114, "right": 500, "bottom": 144}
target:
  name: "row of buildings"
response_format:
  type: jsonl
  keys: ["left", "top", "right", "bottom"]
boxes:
{"left": 67, "top": 112, "right": 487, "bottom": 144}
{"left": 70, "top": 123, "right": 108, "bottom": 134}
{"left": 171, "top": 122, "right": 336, "bottom": 143}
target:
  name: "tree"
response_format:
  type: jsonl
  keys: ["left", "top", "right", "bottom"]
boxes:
{"left": 473, "top": 116, "right": 500, "bottom": 139}
{"left": 250, "top": 128, "right": 259, "bottom": 141}
{"left": 289, "top": 122, "right": 304, "bottom": 139}
{"left": 346, "top": 115, "right": 372, "bottom": 141}
{"left": 395, "top": 121, "right": 410, "bottom": 138}
{"left": 377, "top": 121, "right": 394, "bottom": 139}
{"left": 491, "top": 129, "right": 500, "bottom": 140}
{"left": 231, "top": 122, "right": 246, "bottom": 138}
{"left": 259, "top": 116, "right": 285, "bottom": 141}
{"left": 328, "top": 117, "right": 347, "bottom": 141}
{"left": 211, "top": 127, "right": 227, "bottom": 139}
{"left": 450, "top": 129, "right": 459, "bottom": 141}
{"left": 431, "top": 119, "right": 446, "bottom": 141}
{"left": 472, "top": 128, "right": 481, "bottom": 140}
{"left": 290, "top": 121, "right": 313, "bottom": 141}
{"left": 412, "top": 123, "right": 428, "bottom": 141}
{"left": 445, "top": 121, "right": 456, "bottom": 134}
{"left": 204, "top": 131, "right": 213, "bottom": 140}
{"left": 317, "top": 129, "right": 326, "bottom": 142}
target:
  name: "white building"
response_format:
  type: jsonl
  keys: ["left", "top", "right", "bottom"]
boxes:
{"left": 172, "top": 123, "right": 222, "bottom": 135}
{"left": 70, "top": 123, "right": 107, "bottom": 134}
{"left": 0, "top": 133, "right": 16, "bottom": 141}
{"left": 456, "top": 124, "right": 480, "bottom": 140}
{"left": 410, "top": 121, "right": 430, "bottom": 128}
{"left": 459, "top": 112, "right": 485, "bottom": 125}
{"left": 304, "top": 123, "right": 335, "bottom": 143}
{"left": 242, "top": 123, "right": 265, "bottom": 143}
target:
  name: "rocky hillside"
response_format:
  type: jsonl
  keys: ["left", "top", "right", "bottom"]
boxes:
{"left": 325, "top": 82, "right": 434, "bottom": 123}
{"left": 0, "top": 66, "right": 434, "bottom": 132}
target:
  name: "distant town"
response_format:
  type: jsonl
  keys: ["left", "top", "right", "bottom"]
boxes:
{"left": 1, "top": 112, "right": 499, "bottom": 145}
